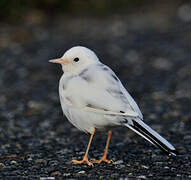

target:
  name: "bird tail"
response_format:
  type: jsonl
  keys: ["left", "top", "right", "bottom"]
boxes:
{"left": 125, "top": 120, "right": 178, "bottom": 156}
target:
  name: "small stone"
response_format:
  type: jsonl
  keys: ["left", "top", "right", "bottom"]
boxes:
{"left": 152, "top": 57, "right": 172, "bottom": 70}
{"left": 10, "top": 160, "right": 18, "bottom": 165}
{"left": 27, "top": 157, "right": 32, "bottom": 161}
{"left": 40, "top": 177, "right": 55, "bottom": 180}
{"left": 78, "top": 151, "right": 84, "bottom": 155}
{"left": 164, "top": 166, "right": 169, "bottom": 169}
{"left": 137, "top": 175, "right": 147, "bottom": 179}
{"left": 0, "top": 162, "right": 5, "bottom": 167}
{"left": 27, "top": 101, "right": 45, "bottom": 110}
{"left": 50, "top": 171, "right": 62, "bottom": 177}
{"left": 113, "top": 160, "right": 123, "bottom": 165}
{"left": 48, "top": 160, "right": 59, "bottom": 167}
{"left": 119, "top": 178, "right": 129, "bottom": 180}
{"left": 141, "top": 165, "right": 149, "bottom": 169}
{"left": 63, "top": 173, "right": 71, "bottom": 177}
{"left": 78, "top": 170, "right": 86, "bottom": 174}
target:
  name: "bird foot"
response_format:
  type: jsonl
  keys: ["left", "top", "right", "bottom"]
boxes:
{"left": 91, "top": 157, "right": 112, "bottom": 164}
{"left": 72, "top": 157, "right": 93, "bottom": 166}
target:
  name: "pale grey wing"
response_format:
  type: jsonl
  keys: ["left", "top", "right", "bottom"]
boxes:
{"left": 60, "top": 63, "right": 141, "bottom": 119}
{"left": 101, "top": 65, "right": 143, "bottom": 119}
{"left": 84, "top": 63, "right": 143, "bottom": 118}
{"left": 118, "top": 81, "right": 143, "bottom": 119}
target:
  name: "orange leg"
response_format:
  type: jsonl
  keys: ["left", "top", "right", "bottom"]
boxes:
{"left": 72, "top": 129, "right": 95, "bottom": 166}
{"left": 92, "top": 130, "right": 112, "bottom": 164}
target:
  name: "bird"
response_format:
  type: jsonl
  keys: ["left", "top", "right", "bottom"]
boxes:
{"left": 49, "top": 46, "right": 178, "bottom": 166}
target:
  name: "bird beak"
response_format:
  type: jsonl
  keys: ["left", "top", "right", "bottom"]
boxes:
{"left": 49, "top": 58, "right": 70, "bottom": 64}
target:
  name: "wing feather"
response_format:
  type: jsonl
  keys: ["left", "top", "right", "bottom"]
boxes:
{"left": 60, "top": 63, "right": 142, "bottom": 119}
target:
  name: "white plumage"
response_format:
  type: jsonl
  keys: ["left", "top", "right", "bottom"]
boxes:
{"left": 49, "top": 46, "right": 177, "bottom": 166}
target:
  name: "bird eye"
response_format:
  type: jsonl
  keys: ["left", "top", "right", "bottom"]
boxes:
{"left": 73, "top": 57, "right": 79, "bottom": 62}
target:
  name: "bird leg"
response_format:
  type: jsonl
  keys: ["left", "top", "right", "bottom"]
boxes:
{"left": 92, "top": 130, "right": 112, "bottom": 164}
{"left": 72, "top": 129, "right": 95, "bottom": 166}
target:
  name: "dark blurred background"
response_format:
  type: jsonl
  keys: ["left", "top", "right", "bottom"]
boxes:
{"left": 0, "top": 0, "right": 191, "bottom": 179}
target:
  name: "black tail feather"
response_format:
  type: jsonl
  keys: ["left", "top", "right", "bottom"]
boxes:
{"left": 130, "top": 121, "right": 178, "bottom": 156}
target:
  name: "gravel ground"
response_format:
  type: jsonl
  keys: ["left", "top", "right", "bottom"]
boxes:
{"left": 0, "top": 2, "right": 191, "bottom": 180}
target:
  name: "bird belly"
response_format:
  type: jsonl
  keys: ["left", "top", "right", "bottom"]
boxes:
{"left": 61, "top": 102, "right": 120, "bottom": 133}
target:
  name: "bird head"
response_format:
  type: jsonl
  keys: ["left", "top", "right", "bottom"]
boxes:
{"left": 49, "top": 46, "right": 99, "bottom": 75}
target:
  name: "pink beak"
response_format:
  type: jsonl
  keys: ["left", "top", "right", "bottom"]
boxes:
{"left": 49, "top": 58, "right": 70, "bottom": 64}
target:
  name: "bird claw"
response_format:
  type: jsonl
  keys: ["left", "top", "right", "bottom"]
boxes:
{"left": 91, "top": 157, "right": 113, "bottom": 164}
{"left": 72, "top": 158, "right": 93, "bottom": 166}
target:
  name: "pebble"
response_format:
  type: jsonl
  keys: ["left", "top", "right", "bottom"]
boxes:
{"left": 10, "top": 160, "right": 18, "bottom": 165}
{"left": 152, "top": 57, "right": 172, "bottom": 70}
{"left": 137, "top": 175, "right": 147, "bottom": 179}
{"left": 27, "top": 157, "right": 33, "bottom": 161}
{"left": 0, "top": 162, "right": 5, "bottom": 167}
{"left": 63, "top": 173, "right": 71, "bottom": 176}
{"left": 164, "top": 166, "right": 170, "bottom": 169}
{"left": 78, "top": 170, "right": 86, "bottom": 174}
{"left": 50, "top": 171, "right": 62, "bottom": 177}
{"left": 40, "top": 177, "right": 55, "bottom": 180}
{"left": 48, "top": 160, "right": 59, "bottom": 167}
{"left": 141, "top": 165, "right": 149, "bottom": 169}
{"left": 113, "top": 160, "right": 124, "bottom": 165}
{"left": 119, "top": 178, "right": 129, "bottom": 180}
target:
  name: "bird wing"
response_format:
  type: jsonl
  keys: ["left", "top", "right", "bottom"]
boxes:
{"left": 60, "top": 63, "right": 142, "bottom": 119}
